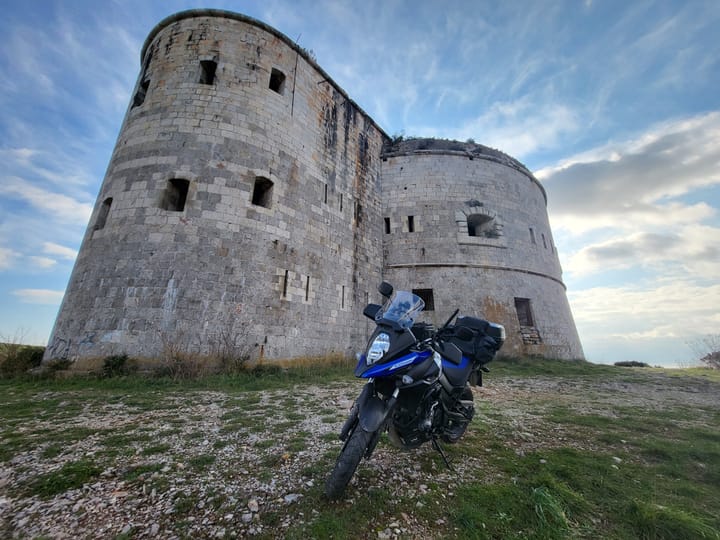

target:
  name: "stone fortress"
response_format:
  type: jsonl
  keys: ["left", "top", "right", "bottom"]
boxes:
{"left": 44, "top": 9, "right": 584, "bottom": 363}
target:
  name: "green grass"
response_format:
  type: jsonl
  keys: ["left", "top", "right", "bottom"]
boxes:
{"left": 1, "top": 357, "right": 719, "bottom": 539}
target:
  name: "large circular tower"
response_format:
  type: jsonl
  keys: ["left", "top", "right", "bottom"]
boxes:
{"left": 44, "top": 10, "right": 386, "bottom": 362}
{"left": 381, "top": 139, "right": 584, "bottom": 359}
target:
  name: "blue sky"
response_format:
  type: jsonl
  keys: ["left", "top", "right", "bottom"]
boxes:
{"left": 1, "top": 0, "right": 718, "bottom": 366}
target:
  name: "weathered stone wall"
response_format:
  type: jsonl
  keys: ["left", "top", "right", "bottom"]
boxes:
{"left": 380, "top": 144, "right": 584, "bottom": 359}
{"left": 44, "top": 9, "right": 584, "bottom": 363}
{"left": 45, "top": 10, "right": 386, "bottom": 361}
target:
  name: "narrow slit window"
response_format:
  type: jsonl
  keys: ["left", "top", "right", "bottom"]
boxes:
{"left": 199, "top": 60, "right": 217, "bottom": 85}
{"left": 341, "top": 285, "right": 345, "bottom": 309}
{"left": 412, "top": 289, "right": 434, "bottom": 311}
{"left": 94, "top": 197, "right": 113, "bottom": 230}
{"left": 408, "top": 215, "right": 415, "bottom": 233}
{"left": 132, "top": 79, "right": 150, "bottom": 108}
{"left": 269, "top": 68, "right": 286, "bottom": 94}
{"left": 541, "top": 233, "right": 548, "bottom": 249}
{"left": 384, "top": 217, "right": 391, "bottom": 234}
{"left": 282, "top": 270, "right": 289, "bottom": 298}
{"left": 514, "top": 297, "right": 534, "bottom": 327}
{"left": 305, "top": 276, "right": 310, "bottom": 302}
{"left": 160, "top": 179, "right": 189, "bottom": 212}
{"left": 251, "top": 177, "right": 274, "bottom": 208}
{"left": 324, "top": 184, "right": 328, "bottom": 204}
{"left": 340, "top": 194, "right": 343, "bottom": 212}
{"left": 529, "top": 227, "right": 536, "bottom": 244}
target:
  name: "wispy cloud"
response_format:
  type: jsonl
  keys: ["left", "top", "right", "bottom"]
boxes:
{"left": 12, "top": 289, "right": 65, "bottom": 305}
{"left": 0, "top": 177, "right": 93, "bottom": 225}
{"left": 29, "top": 256, "right": 58, "bottom": 269}
{"left": 43, "top": 242, "right": 78, "bottom": 260}
{"left": 0, "top": 247, "right": 19, "bottom": 270}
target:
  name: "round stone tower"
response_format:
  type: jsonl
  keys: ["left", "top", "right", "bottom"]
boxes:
{"left": 44, "top": 9, "right": 386, "bottom": 362}
{"left": 381, "top": 139, "right": 584, "bottom": 359}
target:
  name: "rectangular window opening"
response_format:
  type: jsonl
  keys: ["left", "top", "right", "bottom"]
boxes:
{"left": 282, "top": 270, "right": 289, "bottom": 299}
{"left": 529, "top": 227, "right": 536, "bottom": 244}
{"left": 341, "top": 285, "right": 346, "bottom": 309}
{"left": 541, "top": 233, "right": 548, "bottom": 249}
{"left": 199, "top": 60, "right": 217, "bottom": 85}
{"left": 269, "top": 68, "right": 286, "bottom": 94}
{"left": 305, "top": 276, "right": 310, "bottom": 302}
{"left": 251, "top": 176, "right": 274, "bottom": 208}
{"left": 94, "top": 197, "right": 113, "bottom": 230}
{"left": 384, "top": 217, "right": 391, "bottom": 234}
{"left": 340, "top": 194, "right": 343, "bottom": 212}
{"left": 514, "top": 297, "right": 534, "bottom": 327}
{"left": 408, "top": 215, "right": 415, "bottom": 233}
{"left": 324, "top": 184, "right": 328, "bottom": 204}
{"left": 412, "top": 288, "right": 434, "bottom": 311}
{"left": 161, "top": 179, "right": 189, "bottom": 212}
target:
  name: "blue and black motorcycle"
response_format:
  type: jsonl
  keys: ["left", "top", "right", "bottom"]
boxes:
{"left": 325, "top": 282, "right": 505, "bottom": 499}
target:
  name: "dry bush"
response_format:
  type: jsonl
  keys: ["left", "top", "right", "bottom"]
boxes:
{"left": 688, "top": 334, "right": 720, "bottom": 369}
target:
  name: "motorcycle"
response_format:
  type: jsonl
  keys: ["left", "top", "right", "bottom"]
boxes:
{"left": 325, "top": 282, "right": 505, "bottom": 499}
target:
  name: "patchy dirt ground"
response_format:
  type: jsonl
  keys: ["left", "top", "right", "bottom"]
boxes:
{"left": 1, "top": 369, "right": 718, "bottom": 539}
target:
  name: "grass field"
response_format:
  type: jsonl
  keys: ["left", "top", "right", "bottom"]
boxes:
{"left": 1, "top": 358, "right": 719, "bottom": 539}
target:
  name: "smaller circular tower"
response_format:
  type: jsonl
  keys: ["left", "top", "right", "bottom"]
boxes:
{"left": 380, "top": 139, "right": 584, "bottom": 360}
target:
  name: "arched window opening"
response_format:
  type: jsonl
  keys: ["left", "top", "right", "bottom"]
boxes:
{"left": 467, "top": 214, "right": 497, "bottom": 238}
{"left": 94, "top": 197, "right": 113, "bottom": 230}
{"left": 161, "top": 179, "right": 190, "bottom": 212}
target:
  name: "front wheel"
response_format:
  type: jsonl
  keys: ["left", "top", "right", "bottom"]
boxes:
{"left": 325, "top": 427, "right": 373, "bottom": 499}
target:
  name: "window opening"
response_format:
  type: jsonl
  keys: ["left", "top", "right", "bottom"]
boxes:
{"left": 199, "top": 60, "right": 217, "bottom": 85}
{"left": 341, "top": 285, "right": 345, "bottom": 309}
{"left": 340, "top": 194, "right": 343, "bottom": 212}
{"left": 324, "top": 184, "right": 328, "bottom": 204}
{"left": 514, "top": 298, "right": 534, "bottom": 326}
{"left": 269, "top": 68, "right": 286, "bottom": 94}
{"left": 354, "top": 201, "right": 363, "bottom": 223}
{"left": 529, "top": 227, "right": 536, "bottom": 244}
{"left": 94, "top": 197, "right": 113, "bottom": 230}
{"left": 408, "top": 216, "right": 415, "bottom": 233}
{"left": 251, "top": 177, "right": 274, "bottom": 208}
{"left": 160, "top": 179, "right": 189, "bottom": 212}
{"left": 541, "top": 233, "right": 547, "bottom": 249}
{"left": 282, "top": 270, "right": 289, "bottom": 298}
{"left": 412, "top": 289, "right": 434, "bottom": 311}
{"left": 132, "top": 79, "right": 150, "bottom": 108}
{"left": 305, "top": 276, "right": 310, "bottom": 302}
{"left": 384, "top": 217, "right": 391, "bottom": 234}
{"left": 467, "top": 214, "right": 495, "bottom": 237}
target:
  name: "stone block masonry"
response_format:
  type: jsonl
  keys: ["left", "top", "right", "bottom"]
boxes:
{"left": 44, "top": 9, "right": 583, "bottom": 363}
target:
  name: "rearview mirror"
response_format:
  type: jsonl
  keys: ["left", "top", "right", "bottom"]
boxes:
{"left": 378, "top": 282, "right": 394, "bottom": 298}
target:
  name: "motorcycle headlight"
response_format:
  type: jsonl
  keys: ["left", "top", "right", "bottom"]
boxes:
{"left": 366, "top": 333, "right": 390, "bottom": 365}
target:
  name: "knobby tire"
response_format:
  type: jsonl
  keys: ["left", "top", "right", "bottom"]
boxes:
{"left": 325, "top": 427, "right": 372, "bottom": 499}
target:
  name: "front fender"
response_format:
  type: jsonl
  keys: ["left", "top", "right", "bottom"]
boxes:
{"left": 358, "top": 394, "right": 392, "bottom": 433}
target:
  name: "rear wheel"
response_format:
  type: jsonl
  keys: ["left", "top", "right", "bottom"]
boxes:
{"left": 325, "top": 427, "right": 373, "bottom": 499}
{"left": 442, "top": 386, "right": 474, "bottom": 443}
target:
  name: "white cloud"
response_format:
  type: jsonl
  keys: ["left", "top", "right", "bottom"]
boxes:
{"left": 539, "top": 112, "right": 720, "bottom": 232}
{"left": 0, "top": 177, "right": 93, "bottom": 225}
{"left": 29, "top": 256, "right": 57, "bottom": 269}
{"left": 0, "top": 247, "right": 19, "bottom": 270}
{"left": 43, "top": 242, "right": 78, "bottom": 261}
{"left": 12, "top": 289, "right": 65, "bottom": 305}
{"left": 565, "top": 224, "right": 720, "bottom": 278}
{"left": 569, "top": 280, "right": 720, "bottom": 343}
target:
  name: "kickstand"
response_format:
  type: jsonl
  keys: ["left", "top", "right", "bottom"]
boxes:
{"left": 431, "top": 436, "right": 455, "bottom": 472}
